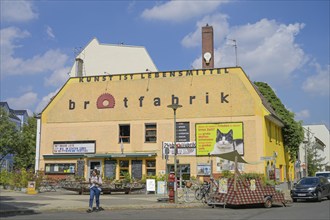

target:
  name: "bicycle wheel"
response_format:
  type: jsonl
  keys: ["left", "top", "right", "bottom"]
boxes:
{"left": 183, "top": 188, "right": 195, "bottom": 203}
{"left": 195, "top": 188, "right": 203, "bottom": 200}
{"left": 202, "top": 192, "right": 210, "bottom": 204}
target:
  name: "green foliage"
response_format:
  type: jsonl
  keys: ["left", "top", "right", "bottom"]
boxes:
{"left": 241, "top": 172, "right": 263, "bottom": 180}
{"left": 254, "top": 82, "right": 304, "bottom": 161}
{"left": 0, "top": 169, "right": 37, "bottom": 189}
{"left": 14, "top": 116, "right": 37, "bottom": 169}
{"left": 0, "top": 108, "right": 20, "bottom": 162}
{"left": 221, "top": 170, "right": 234, "bottom": 178}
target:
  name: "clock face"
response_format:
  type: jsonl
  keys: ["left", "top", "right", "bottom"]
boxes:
{"left": 204, "top": 52, "right": 212, "bottom": 61}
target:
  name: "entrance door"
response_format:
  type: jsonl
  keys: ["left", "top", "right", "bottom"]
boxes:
{"left": 89, "top": 161, "right": 102, "bottom": 178}
{"left": 131, "top": 160, "right": 142, "bottom": 180}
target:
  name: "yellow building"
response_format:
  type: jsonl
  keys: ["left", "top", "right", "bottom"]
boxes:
{"left": 38, "top": 67, "right": 293, "bottom": 182}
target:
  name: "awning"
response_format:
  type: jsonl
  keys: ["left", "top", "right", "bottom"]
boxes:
{"left": 43, "top": 154, "right": 85, "bottom": 159}
{"left": 212, "top": 150, "right": 248, "bottom": 164}
{"left": 85, "top": 152, "right": 157, "bottom": 158}
{"left": 43, "top": 152, "right": 157, "bottom": 159}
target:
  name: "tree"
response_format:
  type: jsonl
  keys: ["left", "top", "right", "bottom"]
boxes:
{"left": 14, "top": 116, "right": 37, "bottom": 169}
{"left": 254, "top": 82, "right": 304, "bottom": 161}
{"left": 0, "top": 108, "right": 19, "bottom": 162}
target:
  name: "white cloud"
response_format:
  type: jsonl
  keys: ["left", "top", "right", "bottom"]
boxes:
{"left": 295, "top": 109, "right": 310, "bottom": 120}
{"left": 302, "top": 63, "right": 329, "bottom": 96}
{"left": 35, "top": 90, "right": 60, "bottom": 114}
{"left": 6, "top": 92, "right": 38, "bottom": 111}
{"left": 0, "top": 26, "right": 69, "bottom": 76}
{"left": 46, "top": 26, "right": 55, "bottom": 39}
{"left": 1, "top": 0, "right": 38, "bottom": 23}
{"left": 190, "top": 18, "right": 308, "bottom": 85}
{"left": 141, "top": 1, "right": 228, "bottom": 22}
{"left": 181, "top": 13, "right": 229, "bottom": 48}
{"left": 44, "top": 67, "right": 70, "bottom": 87}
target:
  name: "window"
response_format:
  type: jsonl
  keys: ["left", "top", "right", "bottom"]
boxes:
{"left": 119, "top": 160, "right": 129, "bottom": 179}
{"left": 145, "top": 123, "right": 157, "bottom": 143}
{"left": 146, "top": 160, "right": 156, "bottom": 176}
{"left": 119, "top": 124, "right": 130, "bottom": 143}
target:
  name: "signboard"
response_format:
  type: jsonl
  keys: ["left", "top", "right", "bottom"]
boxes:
{"left": 53, "top": 141, "right": 95, "bottom": 154}
{"left": 157, "top": 181, "right": 167, "bottom": 194}
{"left": 260, "top": 156, "right": 274, "bottom": 161}
{"left": 176, "top": 122, "right": 190, "bottom": 142}
{"left": 162, "top": 142, "right": 196, "bottom": 156}
{"left": 27, "top": 181, "right": 37, "bottom": 194}
{"left": 146, "top": 179, "right": 156, "bottom": 192}
{"left": 196, "top": 122, "right": 244, "bottom": 156}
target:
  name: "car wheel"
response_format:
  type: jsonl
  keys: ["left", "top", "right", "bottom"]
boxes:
{"left": 327, "top": 196, "right": 330, "bottom": 200}
{"left": 264, "top": 197, "right": 272, "bottom": 208}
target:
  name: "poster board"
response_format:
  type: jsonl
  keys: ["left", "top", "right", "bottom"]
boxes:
{"left": 146, "top": 179, "right": 156, "bottom": 192}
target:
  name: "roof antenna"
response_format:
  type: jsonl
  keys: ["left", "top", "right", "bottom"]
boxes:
{"left": 227, "top": 39, "right": 238, "bottom": 67}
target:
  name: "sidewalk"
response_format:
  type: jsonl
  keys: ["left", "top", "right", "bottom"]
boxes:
{"left": 0, "top": 188, "right": 203, "bottom": 216}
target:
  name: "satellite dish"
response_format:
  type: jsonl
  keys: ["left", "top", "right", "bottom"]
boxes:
{"left": 203, "top": 52, "right": 212, "bottom": 64}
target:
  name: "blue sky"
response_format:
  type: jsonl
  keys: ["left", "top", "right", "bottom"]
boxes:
{"left": 0, "top": 0, "right": 329, "bottom": 128}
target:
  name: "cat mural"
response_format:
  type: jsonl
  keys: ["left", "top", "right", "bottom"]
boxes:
{"left": 210, "top": 129, "right": 244, "bottom": 155}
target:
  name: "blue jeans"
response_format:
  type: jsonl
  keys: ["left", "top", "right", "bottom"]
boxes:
{"left": 89, "top": 186, "right": 100, "bottom": 208}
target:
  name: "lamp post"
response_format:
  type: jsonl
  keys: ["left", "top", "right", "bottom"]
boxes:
{"left": 167, "top": 103, "right": 182, "bottom": 204}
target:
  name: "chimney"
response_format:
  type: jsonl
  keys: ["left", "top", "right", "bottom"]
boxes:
{"left": 75, "top": 58, "right": 84, "bottom": 77}
{"left": 202, "top": 24, "right": 214, "bottom": 69}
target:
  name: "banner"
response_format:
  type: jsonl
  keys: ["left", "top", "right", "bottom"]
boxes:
{"left": 196, "top": 122, "right": 244, "bottom": 156}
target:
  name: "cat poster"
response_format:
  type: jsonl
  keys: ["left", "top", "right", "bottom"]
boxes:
{"left": 196, "top": 122, "right": 244, "bottom": 156}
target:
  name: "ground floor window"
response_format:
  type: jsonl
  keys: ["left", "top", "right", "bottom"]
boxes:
{"left": 146, "top": 160, "right": 156, "bottom": 176}
{"left": 167, "top": 164, "right": 191, "bottom": 188}
{"left": 119, "top": 160, "right": 129, "bottom": 179}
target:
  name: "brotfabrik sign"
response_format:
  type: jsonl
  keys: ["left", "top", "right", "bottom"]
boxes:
{"left": 67, "top": 68, "right": 232, "bottom": 111}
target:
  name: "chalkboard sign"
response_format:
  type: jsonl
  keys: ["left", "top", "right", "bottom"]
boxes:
{"left": 131, "top": 160, "right": 142, "bottom": 180}
{"left": 176, "top": 122, "right": 190, "bottom": 142}
{"left": 77, "top": 160, "right": 85, "bottom": 177}
{"left": 104, "top": 160, "right": 116, "bottom": 179}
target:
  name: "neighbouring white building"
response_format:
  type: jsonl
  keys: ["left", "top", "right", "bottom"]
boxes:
{"left": 297, "top": 124, "right": 330, "bottom": 178}
{"left": 69, "top": 38, "right": 158, "bottom": 77}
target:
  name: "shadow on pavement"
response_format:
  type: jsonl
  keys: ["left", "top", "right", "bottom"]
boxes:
{"left": 0, "top": 196, "right": 45, "bottom": 218}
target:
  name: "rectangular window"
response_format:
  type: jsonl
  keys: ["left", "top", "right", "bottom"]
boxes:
{"left": 146, "top": 160, "right": 156, "bottom": 176}
{"left": 119, "top": 160, "right": 129, "bottom": 179}
{"left": 145, "top": 123, "right": 157, "bottom": 143}
{"left": 119, "top": 124, "right": 130, "bottom": 143}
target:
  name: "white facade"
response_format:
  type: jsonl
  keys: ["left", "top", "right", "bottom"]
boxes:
{"left": 69, "top": 38, "right": 158, "bottom": 77}
{"left": 298, "top": 125, "right": 330, "bottom": 178}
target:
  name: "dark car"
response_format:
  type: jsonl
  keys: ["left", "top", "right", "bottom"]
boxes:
{"left": 291, "top": 176, "right": 330, "bottom": 202}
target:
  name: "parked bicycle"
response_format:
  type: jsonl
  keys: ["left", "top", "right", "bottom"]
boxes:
{"left": 195, "top": 181, "right": 210, "bottom": 204}
{"left": 195, "top": 177, "right": 219, "bottom": 204}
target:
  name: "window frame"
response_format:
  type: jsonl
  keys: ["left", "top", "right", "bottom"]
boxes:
{"left": 145, "top": 123, "right": 157, "bottom": 143}
{"left": 119, "top": 124, "right": 130, "bottom": 143}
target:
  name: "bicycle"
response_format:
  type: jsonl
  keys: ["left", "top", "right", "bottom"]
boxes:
{"left": 177, "top": 180, "right": 196, "bottom": 203}
{"left": 195, "top": 181, "right": 210, "bottom": 204}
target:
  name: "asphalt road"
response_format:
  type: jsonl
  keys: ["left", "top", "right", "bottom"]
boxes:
{"left": 2, "top": 199, "right": 329, "bottom": 220}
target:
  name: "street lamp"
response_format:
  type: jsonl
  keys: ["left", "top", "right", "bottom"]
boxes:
{"left": 167, "top": 103, "right": 182, "bottom": 204}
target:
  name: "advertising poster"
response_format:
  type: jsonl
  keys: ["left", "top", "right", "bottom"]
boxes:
{"left": 218, "top": 178, "right": 228, "bottom": 194}
{"left": 146, "top": 179, "right": 156, "bottom": 192}
{"left": 195, "top": 122, "right": 244, "bottom": 156}
{"left": 197, "top": 164, "right": 211, "bottom": 176}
